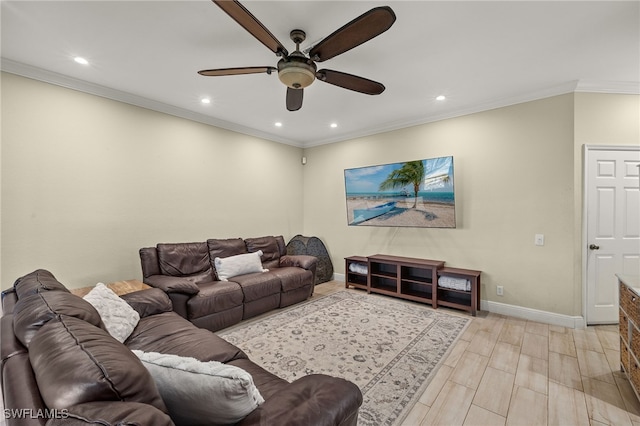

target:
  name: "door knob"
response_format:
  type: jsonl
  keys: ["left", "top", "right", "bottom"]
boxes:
{"left": 589, "top": 244, "right": 600, "bottom": 250}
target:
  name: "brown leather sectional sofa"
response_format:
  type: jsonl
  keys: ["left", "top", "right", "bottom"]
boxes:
{"left": 1, "top": 269, "right": 363, "bottom": 425}
{"left": 140, "top": 236, "right": 317, "bottom": 332}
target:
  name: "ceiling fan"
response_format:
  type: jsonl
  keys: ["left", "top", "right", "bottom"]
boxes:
{"left": 198, "top": 1, "right": 396, "bottom": 111}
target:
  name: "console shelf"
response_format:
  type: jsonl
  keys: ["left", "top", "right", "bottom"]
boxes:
{"left": 437, "top": 267, "right": 482, "bottom": 316}
{"left": 345, "top": 254, "right": 481, "bottom": 316}
{"left": 344, "top": 256, "right": 369, "bottom": 291}
{"left": 368, "top": 254, "right": 444, "bottom": 309}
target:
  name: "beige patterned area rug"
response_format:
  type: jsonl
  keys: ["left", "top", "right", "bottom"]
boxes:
{"left": 220, "top": 290, "right": 470, "bottom": 426}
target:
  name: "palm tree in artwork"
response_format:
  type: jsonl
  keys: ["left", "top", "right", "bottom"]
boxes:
{"left": 379, "top": 161, "right": 425, "bottom": 208}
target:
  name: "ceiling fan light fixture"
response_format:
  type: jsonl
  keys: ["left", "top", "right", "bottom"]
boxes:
{"left": 204, "top": 3, "right": 395, "bottom": 110}
{"left": 277, "top": 56, "right": 317, "bottom": 89}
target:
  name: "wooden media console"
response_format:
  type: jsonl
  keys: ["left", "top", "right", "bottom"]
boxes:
{"left": 345, "top": 254, "right": 481, "bottom": 316}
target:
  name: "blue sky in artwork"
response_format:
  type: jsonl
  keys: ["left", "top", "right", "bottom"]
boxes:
{"left": 345, "top": 157, "right": 454, "bottom": 194}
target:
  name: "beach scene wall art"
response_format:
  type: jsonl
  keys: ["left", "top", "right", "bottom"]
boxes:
{"left": 344, "top": 156, "right": 456, "bottom": 228}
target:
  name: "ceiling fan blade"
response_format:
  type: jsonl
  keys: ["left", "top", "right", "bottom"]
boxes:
{"left": 309, "top": 6, "right": 396, "bottom": 62}
{"left": 213, "top": 0, "right": 288, "bottom": 57}
{"left": 286, "top": 88, "right": 303, "bottom": 111}
{"left": 198, "top": 66, "right": 276, "bottom": 77}
{"left": 316, "top": 69, "right": 385, "bottom": 95}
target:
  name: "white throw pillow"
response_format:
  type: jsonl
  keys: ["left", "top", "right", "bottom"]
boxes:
{"left": 132, "top": 350, "right": 264, "bottom": 426}
{"left": 83, "top": 283, "right": 140, "bottom": 343}
{"left": 214, "top": 250, "right": 268, "bottom": 281}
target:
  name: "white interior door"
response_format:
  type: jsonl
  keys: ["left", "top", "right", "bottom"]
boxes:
{"left": 585, "top": 146, "right": 640, "bottom": 324}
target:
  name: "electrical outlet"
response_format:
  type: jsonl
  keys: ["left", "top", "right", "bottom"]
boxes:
{"left": 497, "top": 285, "right": 504, "bottom": 296}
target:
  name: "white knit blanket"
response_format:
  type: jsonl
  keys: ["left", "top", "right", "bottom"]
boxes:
{"left": 437, "top": 276, "right": 471, "bottom": 292}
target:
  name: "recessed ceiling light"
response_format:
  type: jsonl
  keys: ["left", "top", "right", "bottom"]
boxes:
{"left": 436, "top": 95, "right": 446, "bottom": 101}
{"left": 330, "top": 123, "right": 338, "bottom": 128}
{"left": 201, "top": 98, "right": 211, "bottom": 105}
{"left": 74, "top": 56, "right": 89, "bottom": 65}
{"left": 275, "top": 122, "right": 283, "bottom": 127}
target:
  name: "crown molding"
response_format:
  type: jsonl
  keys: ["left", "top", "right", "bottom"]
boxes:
{"left": 304, "top": 81, "right": 581, "bottom": 147}
{"left": 305, "top": 79, "right": 640, "bottom": 147}
{"left": 0, "top": 58, "right": 303, "bottom": 148}
{"left": 3, "top": 58, "right": 637, "bottom": 149}
{"left": 575, "top": 79, "right": 640, "bottom": 94}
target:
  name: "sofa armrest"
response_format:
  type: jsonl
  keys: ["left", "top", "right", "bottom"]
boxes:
{"left": 2, "top": 288, "right": 17, "bottom": 314}
{"left": 120, "top": 288, "right": 173, "bottom": 318}
{"left": 238, "top": 374, "right": 362, "bottom": 426}
{"left": 144, "top": 275, "right": 200, "bottom": 295}
{"left": 139, "top": 247, "right": 161, "bottom": 278}
{"left": 279, "top": 255, "right": 317, "bottom": 271}
{"left": 2, "top": 352, "right": 48, "bottom": 426}
{"left": 45, "top": 401, "right": 173, "bottom": 426}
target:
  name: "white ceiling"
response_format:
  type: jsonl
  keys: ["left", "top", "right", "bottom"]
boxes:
{"left": 2, "top": 1, "right": 639, "bottom": 147}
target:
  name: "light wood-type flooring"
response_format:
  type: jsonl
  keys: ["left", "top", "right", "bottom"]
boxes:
{"left": 314, "top": 280, "right": 640, "bottom": 426}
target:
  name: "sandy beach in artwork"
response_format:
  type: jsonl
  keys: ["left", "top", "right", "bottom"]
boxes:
{"left": 346, "top": 197, "right": 456, "bottom": 228}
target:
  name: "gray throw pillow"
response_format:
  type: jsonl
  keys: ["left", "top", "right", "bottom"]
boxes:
{"left": 83, "top": 283, "right": 140, "bottom": 343}
{"left": 214, "top": 250, "right": 268, "bottom": 281}
{"left": 132, "top": 350, "right": 264, "bottom": 426}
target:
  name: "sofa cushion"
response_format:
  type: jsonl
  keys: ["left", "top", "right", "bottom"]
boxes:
{"left": 13, "top": 269, "right": 70, "bottom": 299}
{"left": 125, "top": 311, "right": 248, "bottom": 363}
{"left": 157, "top": 242, "right": 211, "bottom": 277}
{"left": 83, "top": 283, "right": 140, "bottom": 343}
{"left": 238, "top": 374, "right": 363, "bottom": 426}
{"left": 187, "top": 281, "right": 244, "bottom": 320}
{"left": 133, "top": 350, "right": 264, "bottom": 426}
{"left": 29, "top": 315, "right": 167, "bottom": 413}
{"left": 207, "top": 238, "right": 247, "bottom": 258}
{"left": 245, "top": 236, "right": 282, "bottom": 270}
{"left": 226, "top": 358, "right": 288, "bottom": 401}
{"left": 232, "top": 272, "right": 281, "bottom": 303}
{"left": 270, "top": 267, "right": 314, "bottom": 292}
{"left": 214, "top": 250, "right": 268, "bottom": 281}
{"left": 207, "top": 238, "right": 248, "bottom": 279}
{"left": 13, "top": 291, "right": 105, "bottom": 347}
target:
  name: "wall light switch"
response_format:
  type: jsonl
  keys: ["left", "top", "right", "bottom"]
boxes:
{"left": 535, "top": 234, "right": 545, "bottom": 246}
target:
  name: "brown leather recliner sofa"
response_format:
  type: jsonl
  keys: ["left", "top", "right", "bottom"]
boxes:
{"left": 1, "top": 269, "right": 362, "bottom": 426}
{"left": 139, "top": 236, "right": 317, "bottom": 332}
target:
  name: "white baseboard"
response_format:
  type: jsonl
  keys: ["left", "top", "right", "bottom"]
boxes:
{"left": 482, "top": 300, "right": 585, "bottom": 329}
{"left": 333, "top": 273, "right": 585, "bottom": 329}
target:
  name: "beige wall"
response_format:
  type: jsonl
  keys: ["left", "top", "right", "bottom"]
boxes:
{"left": 1, "top": 73, "right": 305, "bottom": 289}
{"left": 2, "top": 72, "right": 637, "bottom": 318}
{"left": 575, "top": 93, "right": 640, "bottom": 145}
{"left": 303, "top": 95, "right": 578, "bottom": 315}
{"left": 302, "top": 92, "right": 639, "bottom": 317}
